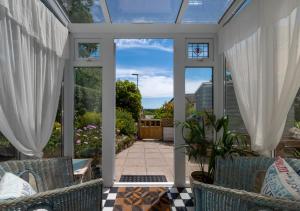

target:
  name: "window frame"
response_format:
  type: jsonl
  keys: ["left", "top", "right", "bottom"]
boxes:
{"left": 185, "top": 38, "right": 214, "bottom": 65}
{"left": 74, "top": 38, "right": 102, "bottom": 67}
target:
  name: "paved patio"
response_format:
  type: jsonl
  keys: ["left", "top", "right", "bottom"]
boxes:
{"left": 115, "top": 140, "right": 201, "bottom": 182}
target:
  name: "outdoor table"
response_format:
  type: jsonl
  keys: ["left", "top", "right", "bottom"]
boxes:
{"left": 72, "top": 158, "right": 93, "bottom": 183}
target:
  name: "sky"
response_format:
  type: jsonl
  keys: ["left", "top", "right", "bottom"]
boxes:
{"left": 86, "top": 0, "right": 235, "bottom": 24}
{"left": 115, "top": 39, "right": 212, "bottom": 109}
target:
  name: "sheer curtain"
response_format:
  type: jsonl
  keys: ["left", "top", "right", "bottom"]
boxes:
{"left": 0, "top": 0, "right": 68, "bottom": 157}
{"left": 219, "top": 0, "right": 300, "bottom": 153}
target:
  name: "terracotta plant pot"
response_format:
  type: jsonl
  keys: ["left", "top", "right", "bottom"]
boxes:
{"left": 190, "top": 171, "right": 213, "bottom": 185}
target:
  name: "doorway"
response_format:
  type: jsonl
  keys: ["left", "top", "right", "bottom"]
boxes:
{"left": 114, "top": 39, "right": 174, "bottom": 183}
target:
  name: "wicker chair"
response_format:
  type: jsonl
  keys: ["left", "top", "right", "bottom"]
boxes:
{"left": 192, "top": 156, "right": 300, "bottom": 211}
{"left": 0, "top": 157, "right": 102, "bottom": 211}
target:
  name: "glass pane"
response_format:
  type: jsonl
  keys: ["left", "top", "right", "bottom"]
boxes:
{"left": 43, "top": 93, "right": 63, "bottom": 158}
{"left": 185, "top": 68, "right": 213, "bottom": 116}
{"left": 58, "top": 0, "right": 105, "bottom": 23}
{"left": 188, "top": 43, "right": 209, "bottom": 59}
{"left": 185, "top": 67, "right": 213, "bottom": 182}
{"left": 106, "top": 0, "right": 182, "bottom": 23}
{"left": 224, "top": 62, "right": 247, "bottom": 134}
{"left": 182, "top": 0, "right": 234, "bottom": 24}
{"left": 74, "top": 67, "right": 102, "bottom": 178}
{"left": 0, "top": 132, "right": 17, "bottom": 161}
{"left": 225, "top": 60, "right": 300, "bottom": 158}
{"left": 276, "top": 89, "right": 300, "bottom": 158}
{"left": 78, "top": 43, "right": 100, "bottom": 60}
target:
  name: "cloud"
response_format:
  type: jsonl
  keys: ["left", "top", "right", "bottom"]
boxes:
{"left": 139, "top": 75, "right": 173, "bottom": 98}
{"left": 115, "top": 39, "right": 173, "bottom": 52}
{"left": 116, "top": 66, "right": 171, "bottom": 78}
{"left": 116, "top": 67, "right": 207, "bottom": 98}
{"left": 116, "top": 66, "right": 173, "bottom": 98}
{"left": 185, "top": 80, "right": 206, "bottom": 94}
{"left": 116, "top": 67, "right": 208, "bottom": 97}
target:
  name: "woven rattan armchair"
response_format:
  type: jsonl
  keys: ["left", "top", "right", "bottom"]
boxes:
{"left": 0, "top": 157, "right": 102, "bottom": 211}
{"left": 192, "top": 156, "right": 300, "bottom": 211}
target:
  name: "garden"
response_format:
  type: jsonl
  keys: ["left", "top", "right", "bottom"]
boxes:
{"left": 43, "top": 74, "right": 141, "bottom": 165}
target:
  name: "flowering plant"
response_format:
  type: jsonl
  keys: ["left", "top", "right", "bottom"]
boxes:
{"left": 74, "top": 124, "right": 102, "bottom": 160}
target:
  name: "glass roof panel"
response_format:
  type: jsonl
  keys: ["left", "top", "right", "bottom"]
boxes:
{"left": 182, "top": 0, "right": 234, "bottom": 24}
{"left": 106, "top": 0, "right": 183, "bottom": 23}
{"left": 58, "top": 0, "right": 105, "bottom": 23}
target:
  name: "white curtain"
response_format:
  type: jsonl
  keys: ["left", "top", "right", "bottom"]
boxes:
{"left": 219, "top": 0, "right": 300, "bottom": 152}
{"left": 0, "top": 0, "right": 69, "bottom": 157}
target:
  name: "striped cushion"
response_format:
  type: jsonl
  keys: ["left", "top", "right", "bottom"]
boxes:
{"left": 261, "top": 157, "right": 300, "bottom": 200}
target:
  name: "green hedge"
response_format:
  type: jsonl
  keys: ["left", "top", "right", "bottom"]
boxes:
{"left": 116, "top": 109, "right": 136, "bottom": 136}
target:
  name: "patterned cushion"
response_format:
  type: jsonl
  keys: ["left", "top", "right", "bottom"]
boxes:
{"left": 0, "top": 172, "right": 36, "bottom": 200}
{"left": 261, "top": 157, "right": 300, "bottom": 200}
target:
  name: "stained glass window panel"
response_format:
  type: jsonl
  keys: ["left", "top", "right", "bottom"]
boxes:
{"left": 78, "top": 43, "right": 100, "bottom": 60}
{"left": 188, "top": 43, "right": 209, "bottom": 59}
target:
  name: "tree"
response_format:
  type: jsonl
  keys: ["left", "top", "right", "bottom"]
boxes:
{"left": 116, "top": 80, "right": 142, "bottom": 121}
{"left": 74, "top": 67, "right": 102, "bottom": 116}
{"left": 154, "top": 101, "right": 174, "bottom": 119}
{"left": 58, "top": 0, "right": 94, "bottom": 23}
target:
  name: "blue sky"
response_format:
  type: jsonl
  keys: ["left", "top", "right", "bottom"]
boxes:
{"left": 115, "top": 39, "right": 212, "bottom": 109}
{"left": 87, "top": 0, "right": 235, "bottom": 24}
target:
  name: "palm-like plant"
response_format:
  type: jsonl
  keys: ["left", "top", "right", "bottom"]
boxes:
{"left": 180, "top": 113, "right": 211, "bottom": 182}
{"left": 205, "top": 112, "right": 255, "bottom": 180}
{"left": 178, "top": 111, "right": 256, "bottom": 183}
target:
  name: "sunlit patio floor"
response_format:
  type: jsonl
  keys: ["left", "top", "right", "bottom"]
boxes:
{"left": 115, "top": 140, "right": 203, "bottom": 182}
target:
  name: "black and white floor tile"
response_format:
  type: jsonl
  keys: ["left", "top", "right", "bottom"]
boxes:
{"left": 102, "top": 187, "right": 195, "bottom": 211}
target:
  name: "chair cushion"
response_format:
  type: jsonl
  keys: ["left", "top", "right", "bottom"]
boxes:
{"left": 261, "top": 157, "right": 300, "bottom": 200}
{"left": 0, "top": 172, "right": 36, "bottom": 200}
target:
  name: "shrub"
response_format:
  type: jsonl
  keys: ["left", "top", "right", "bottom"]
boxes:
{"left": 74, "top": 123, "right": 102, "bottom": 159}
{"left": 154, "top": 101, "right": 174, "bottom": 119}
{"left": 76, "top": 112, "right": 101, "bottom": 129}
{"left": 44, "top": 122, "right": 62, "bottom": 157}
{"left": 116, "top": 109, "right": 136, "bottom": 136}
{"left": 116, "top": 135, "right": 135, "bottom": 154}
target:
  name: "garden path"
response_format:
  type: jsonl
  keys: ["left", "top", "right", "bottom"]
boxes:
{"left": 115, "top": 140, "right": 202, "bottom": 182}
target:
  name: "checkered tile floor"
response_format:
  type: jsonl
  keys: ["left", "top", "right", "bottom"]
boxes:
{"left": 102, "top": 187, "right": 195, "bottom": 211}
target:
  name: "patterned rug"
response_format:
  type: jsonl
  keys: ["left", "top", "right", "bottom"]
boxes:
{"left": 113, "top": 187, "right": 171, "bottom": 211}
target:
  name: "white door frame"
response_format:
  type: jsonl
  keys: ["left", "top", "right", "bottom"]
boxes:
{"left": 66, "top": 25, "right": 222, "bottom": 187}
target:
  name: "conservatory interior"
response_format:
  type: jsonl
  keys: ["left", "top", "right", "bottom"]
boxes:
{"left": 0, "top": 0, "right": 300, "bottom": 210}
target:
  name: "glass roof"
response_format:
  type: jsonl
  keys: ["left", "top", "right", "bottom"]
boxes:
{"left": 58, "top": 0, "right": 105, "bottom": 23}
{"left": 182, "top": 0, "right": 234, "bottom": 24}
{"left": 106, "top": 0, "right": 183, "bottom": 23}
{"left": 56, "top": 0, "right": 236, "bottom": 24}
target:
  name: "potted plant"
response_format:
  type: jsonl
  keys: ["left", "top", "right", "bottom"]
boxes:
{"left": 178, "top": 111, "right": 255, "bottom": 184}
{"left": 289, "top": 121, "right": 300, "bottom": 140}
